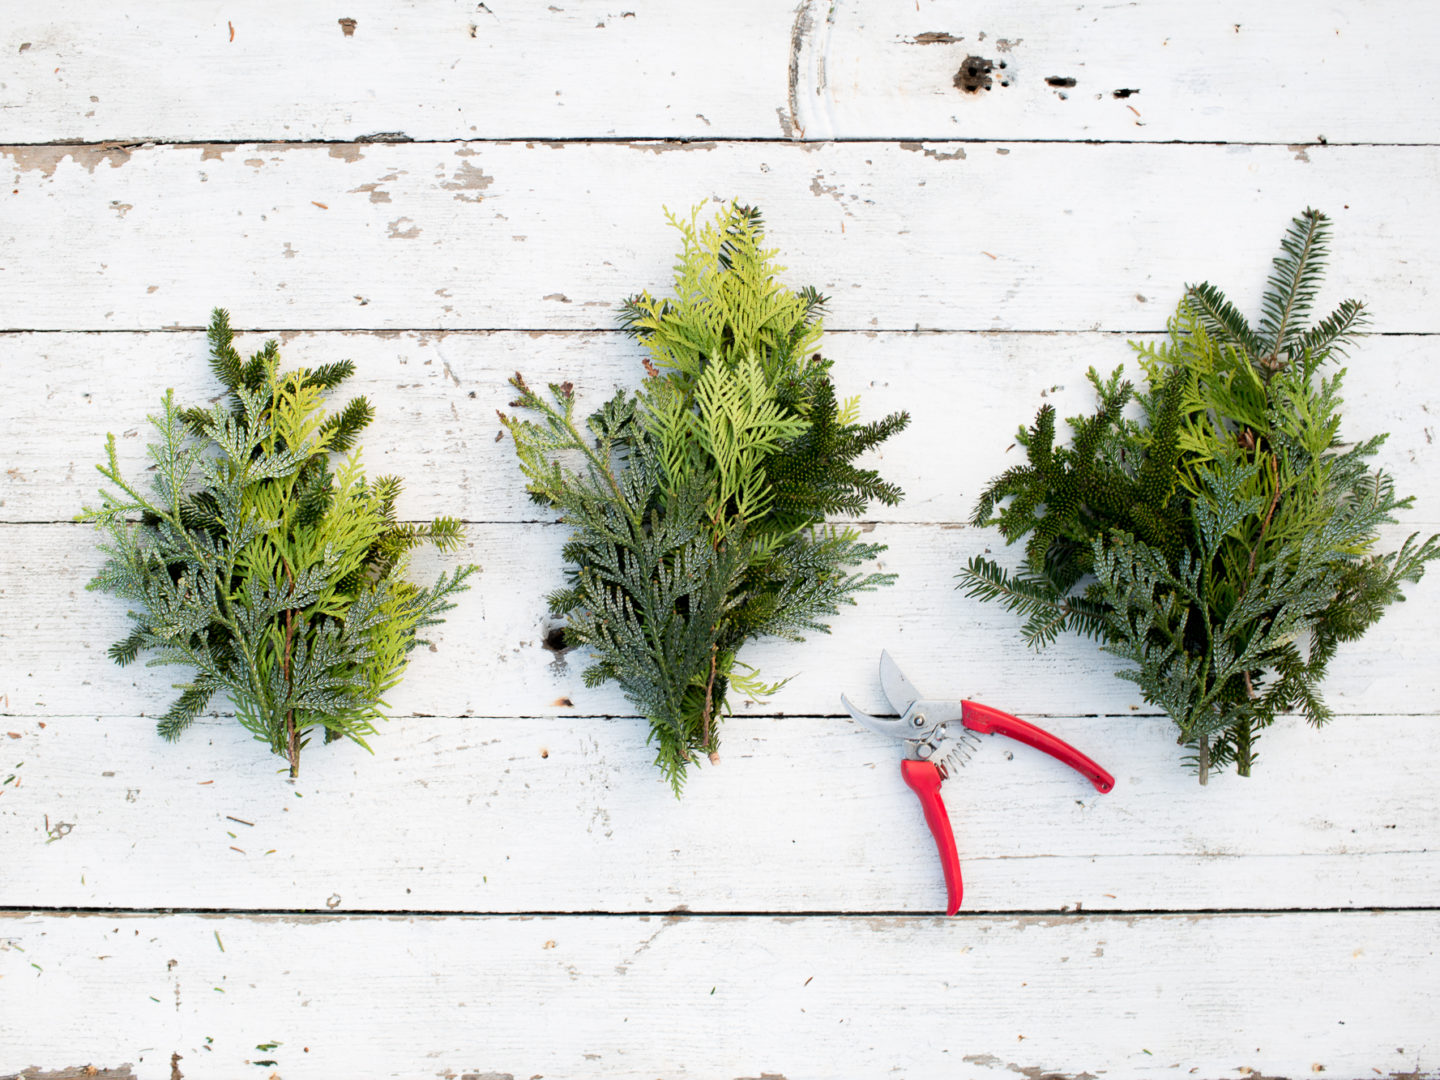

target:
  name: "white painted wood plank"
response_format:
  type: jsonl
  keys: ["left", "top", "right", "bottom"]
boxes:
{"left": 0, "top": 1, "right": 793, "bottom": 143}
{"left": 5, "top": 7, "right": 1437, "bottom": 1079}
{"left": 792, "top": 0, "right": 1440, "bottom": 143}
{"left": 3, "top": 141, "right": 1436, "bottom": 332}
{"left": 3, "top": 911, "right": 1436, "bottom": 1080}
{"left": 0, "top": 712, "right": 1436, "bottom": 913}
{"left": 7, "top": 2, "right": 1439, "bottom": 145}
{"left": 7, "top": 330, "right": 1440, "bottom": 526}
{"left": 7, "top": 520, "right": 1440, "bottom": 721}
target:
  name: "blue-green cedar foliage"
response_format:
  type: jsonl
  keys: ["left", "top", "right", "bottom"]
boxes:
{"left": 80, "top": 310, "right": 477, "bottom": 776}
{"left": 501, "top": 203, "right": 909, "bottom": 792}
{"left": 961, "top": 210, "right": 1439, "bottom": 781}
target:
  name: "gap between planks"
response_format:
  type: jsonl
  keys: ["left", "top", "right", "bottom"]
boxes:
{"left": 8, "top": 136, "right": 1440, "bottom": 148}
{"left": 4, "top": 326, "right": 1440, "bottom": 336}
{"left": 5, "top": 905, "right": 1440, "bottom": 919}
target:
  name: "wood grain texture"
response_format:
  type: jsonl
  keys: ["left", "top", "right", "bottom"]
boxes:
{"left": 5, "top": 1, "right": 1437, "bottom": 144}
{"left": 3, "top": 141, "right": 1438, "bottom": 332}
{"left": 0, "top": 712, "right": 1437, "bottom": 913}
{"left": 7, "top": 329, "right": 1440, "bottom": 525}
{"left": 3, "top": 910, "right": 1436, "bottom": 1080}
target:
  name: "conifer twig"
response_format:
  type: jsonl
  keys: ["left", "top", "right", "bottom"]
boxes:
{"left": 503, "top": 202, "right": 908, "bottom": 791}
{"left": 701, "top": 643, "right": 719, "bottom": 762}
{"left": 80, "top": 309, "right": 478, "bottom": 775}
{"left": 1246, "top": 456, "right": 1283, "bottom": 579}
{"left": 964, "top": 210, "right": 1440, "bottom": 783}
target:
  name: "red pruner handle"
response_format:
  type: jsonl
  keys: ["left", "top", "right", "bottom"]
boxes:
{"left": 961, "top": 701, "right": 1115, "bottom": 794}
{"left": 900, "top": 759, "right": 963, "bottom": 916}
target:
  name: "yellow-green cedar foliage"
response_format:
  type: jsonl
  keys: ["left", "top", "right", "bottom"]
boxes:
{"left": 502, "top": 203, "right": 909, "bottom": 791}
{"left": 80, "top": 310, "right": 477, "bottom": 776}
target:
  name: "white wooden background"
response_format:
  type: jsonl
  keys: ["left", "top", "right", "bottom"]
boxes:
{"left": 3, "top": 3, "right": 1439, "bottom": 1078}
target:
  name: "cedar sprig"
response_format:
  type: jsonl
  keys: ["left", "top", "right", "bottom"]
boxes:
{"left": 80, "top": 309, "right": 477, "bottom": 777}
{"left": 503, "top": 202, "right": 907, "bottom": 791}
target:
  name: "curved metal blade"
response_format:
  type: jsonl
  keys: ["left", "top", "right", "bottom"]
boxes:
{"left": 840, "top": 693, "right": 911, "bottom": 741}
{"left": 879, "top": 650, "right": 922, "bottom": 717}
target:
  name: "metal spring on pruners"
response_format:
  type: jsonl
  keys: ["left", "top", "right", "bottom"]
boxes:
{"left": 925, "top": 729, "right": 982, "bottom": 780}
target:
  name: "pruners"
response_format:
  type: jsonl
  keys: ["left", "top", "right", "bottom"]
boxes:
{"left": 842, "top": 651, "right": 1115, "bottom": 915}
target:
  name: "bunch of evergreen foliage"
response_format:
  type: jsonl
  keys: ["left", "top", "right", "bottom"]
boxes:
{"left": 961, "top": 210, "right": 1439, "bottom": 781}
{"left": 502, "top": 202, "right": 909, "bottom": 791}
{"left": 80, "top": 310, "right": 477, "bottom": 776}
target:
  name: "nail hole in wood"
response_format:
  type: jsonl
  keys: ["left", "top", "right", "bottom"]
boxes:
{"left": 953, "top": 56, "right": 994, "bottom": 94}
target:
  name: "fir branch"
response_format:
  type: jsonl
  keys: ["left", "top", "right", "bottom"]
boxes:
{"left": 1258, "top": 208, "right": 1328, "bottom": 361}
{"left": 157, "top": 681, "right": 220, "bottom": 742}
{"left": 319, "top": 395, "right": 375, "bottom": 453}
{"left": 302, "top": 361, "right": 358, "bottom": 391}
{"left": 206, "top": 308, "right": 245, "bottom": 392}
{"left": 958, "top": 556, "right": 1109, "bottom": 647}
{"left": 1293, "top": 298, "right": 1369, "bottom": 361}
{"left": 1185, "top": 281, "right": 1264, "bottom": 357}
